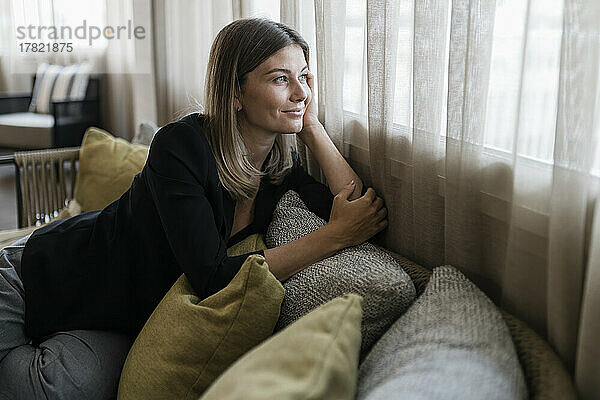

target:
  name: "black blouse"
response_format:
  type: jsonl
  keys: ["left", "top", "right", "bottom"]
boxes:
{"left": 20, "top": 113, "right": 343, "bottom": 340}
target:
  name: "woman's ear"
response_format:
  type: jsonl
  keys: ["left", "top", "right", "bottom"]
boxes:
{"left": 234, "top": 93, "right": 242, "bottom": 112}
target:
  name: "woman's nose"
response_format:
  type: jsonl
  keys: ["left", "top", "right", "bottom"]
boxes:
{"left": 290, "top": 79, "right": 308, "bottom": 103}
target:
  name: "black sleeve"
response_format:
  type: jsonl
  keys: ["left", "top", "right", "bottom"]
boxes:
{"left": 144, "top": 121, "right": 264, "bottom": 298}
{"left": 286, "top": 148, "right": 368, "bottom": 222}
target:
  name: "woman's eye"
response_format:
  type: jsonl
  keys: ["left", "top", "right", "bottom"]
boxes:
{"left": 299, "top": 74, "right": 308, "bottom": 82}
{"left": 274, "top": 76, "right": 287, "bottom": 83}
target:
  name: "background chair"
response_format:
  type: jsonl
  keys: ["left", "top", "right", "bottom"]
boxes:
{"left": 0, "top": 74, "right": 102, "bottom": 149}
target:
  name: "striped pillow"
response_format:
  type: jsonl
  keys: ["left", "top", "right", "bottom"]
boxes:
{"left": 29, "top": 63, "right": 62, "bottom": 114}
{"left": 69, "top": 62, "right": 92, "bottom": 100}
{"left": 51, "top": 64, "right": 79, "bottom": 102}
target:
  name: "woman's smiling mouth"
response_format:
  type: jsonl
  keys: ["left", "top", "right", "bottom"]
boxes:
{"left": 282, "top": 108, "right": 304, "bottom": 117}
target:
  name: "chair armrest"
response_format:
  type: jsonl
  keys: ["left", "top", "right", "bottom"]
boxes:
{"left": 52, "top": 98, "right": 100, "bottom": 125}
{"left": 0, "top": 154, "right": 15, "bottom": 166}
{"left": 0, "top": 94, "right": 31, "bottom": 115}
{"left": 11, "top": 147, "right": 80, "bottom": 227}
{"left": 51, "top": 97, "right": 98, "bottom": 106}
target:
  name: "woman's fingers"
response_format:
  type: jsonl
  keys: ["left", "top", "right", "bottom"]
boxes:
{"left": 376, "top": 207, "right": 387, "bottom": 220}
{"left": 307, "top": 71, "right": 314, "bottom": 90}
{"left": 305, "top": 71, "right": 314, "bottom": 110}
{"left": 372, "top": 196, "right": 384, "bottom": 210}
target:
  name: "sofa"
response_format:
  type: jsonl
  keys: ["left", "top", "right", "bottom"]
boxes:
{"left": 0, "top": 126, "right": 578, "bottom": 399}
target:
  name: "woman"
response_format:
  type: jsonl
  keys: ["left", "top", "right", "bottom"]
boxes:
{"left": 0, "top": 18, "right": 387, "bottom": 398}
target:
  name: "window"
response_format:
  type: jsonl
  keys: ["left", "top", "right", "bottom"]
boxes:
{"left": 484, "top": 0, "right": 563, "bottom": 163}
{"left": 340, "top": 0, "right": 600, "bottom": 175}
{"left": 245, "top": 0, "right": 280, "bottom": 21}
{"left": 11, "top": 0, "right": 107, "bottom": 51}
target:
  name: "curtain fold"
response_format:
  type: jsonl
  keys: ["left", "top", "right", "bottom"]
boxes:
{"left": 544, "top": 0, "right": 600, "bottom": 372}
{"left": 576, "top": 186, "right": 600, "bottom": 398}
{"left": 281, "top": 0, "right": 319, "bottom": 173}
{"left": 0, "top": 0, "right": 29, "bottom": 93}
{"left": 411, "top": 0, "right": 448, "bottom": 267}
{"left": 445, "top": 0, "right": 496, "bottom": 288}
{"left": 366, "top": 0, "right": 400, "bottom": 250}
{"left": 103, "top": 0, "right": 157, "bottom": 140}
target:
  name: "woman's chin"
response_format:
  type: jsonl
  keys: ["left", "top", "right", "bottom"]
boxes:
{"left": 279, "top": 121, "right": 303, "bottom": 134}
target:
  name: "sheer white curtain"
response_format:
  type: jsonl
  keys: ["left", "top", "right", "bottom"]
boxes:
{"left": 102, "top": 0, "right": 157, "bottom": 140}
{"left": 152, "top": 0, "right": 281, "bottom": 126}
{"left": 284, "top": 0, "right": 600, "bottom": 398}
{"left": 0, "top": 0, "right": 106, "bottom": 93}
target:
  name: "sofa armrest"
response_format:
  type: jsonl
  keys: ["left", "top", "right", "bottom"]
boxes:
{"left": 0, "top": 94, "right": 31, "bottom": 115}
{"left": 52, "top": 98, "right": 100, "bottom": 125}
{"left": 0, "top": 226, "right": 39, "bottom": 249}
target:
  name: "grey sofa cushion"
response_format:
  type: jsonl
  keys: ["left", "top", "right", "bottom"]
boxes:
{"left": 0, "top": 112, "right": 53, "bottom": 149}
{"left": 132, "top": 120, "right": 159, "bottom": 146}
{"left": 265, "top": 190, "right": 416, "bottom": 360}
{"left": 357, "top": 265, "right": 527, "bottom": 400}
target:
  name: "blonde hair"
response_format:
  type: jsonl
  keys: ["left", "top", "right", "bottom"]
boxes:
{"left": 203, "top": 18, "right": 310, "bottom": 201}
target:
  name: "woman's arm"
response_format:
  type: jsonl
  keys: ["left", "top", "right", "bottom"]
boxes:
{"left": 296, "top": 71, "right": 364, "bottom": 201}
{"left": 263, "top": 183, "right": 359, "bottom": 281}
{"left": 297, "top": 124, "right": 364, "bottom": 201}
{"left": 263, "top": 223, "right": 344, "bottom": 281}
{"left": 263, "top": 181, "right": 384, "bottom": 281}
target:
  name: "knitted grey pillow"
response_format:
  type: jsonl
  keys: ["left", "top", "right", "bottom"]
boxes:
{"left": 265, "top": 190, "right": 416, "bottom": 360}
{"left": 357, "top": 265, "right": 527, "bottom": 400}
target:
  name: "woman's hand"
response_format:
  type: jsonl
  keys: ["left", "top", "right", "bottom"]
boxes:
{"left": 326, "top": 182, "right": 388, "bottom": 248}
{"left": 298, "top": 71, "right": 322, "bottom": 140}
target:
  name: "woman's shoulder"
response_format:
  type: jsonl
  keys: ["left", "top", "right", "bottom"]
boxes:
{"left": 152, "top": 113, "right": 208, "bottom": 146}
{"left": 149, "top": 114, "right": 214, "bottom": 160}
{"left": 146, "top": 113, "right": 214, "bottom": 184}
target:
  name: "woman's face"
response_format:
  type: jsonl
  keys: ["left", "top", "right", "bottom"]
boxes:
{"left": 237, "top": 44, "right": 311, "bottom": 135}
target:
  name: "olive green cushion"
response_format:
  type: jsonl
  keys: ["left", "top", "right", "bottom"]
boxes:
{"left": 117, "top": 234, "right": 284, "bottom": 400}
{"left": 200, "top": 293, "right": 363, "bottom": 400}
{"left": 74, "top": 127, "right": 148, "bottom": 212}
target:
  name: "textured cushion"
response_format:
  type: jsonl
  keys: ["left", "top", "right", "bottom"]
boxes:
{"left": 117, "top": 235, "right": 285, "bottom": 400}
{"left": 265, "top": 190, "right": 416, "bottom": 359}
{"left": 500, "top": 310, "right": 577, "bottom": 400}
{"left": 357, "top": 265, "right": 527, "bottom": 400}
{"left": 374, "top": 246, "right": 578, "bottom": 400}
{"left": 200, "top": 293, "right": 363, "bottom": 400}
{"left": 74, "top": 127, "right": 148, "bottom": 212}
